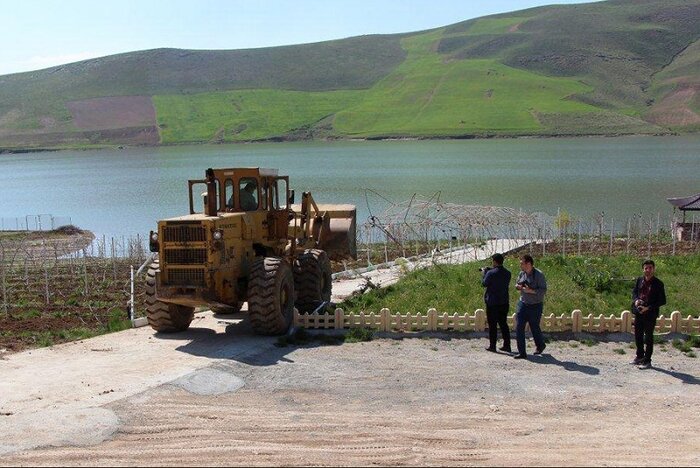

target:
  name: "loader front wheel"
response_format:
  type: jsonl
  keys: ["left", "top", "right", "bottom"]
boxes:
{"left": 294, "top": 249, "right": 332, "bottom": 312}
{"left": 211, "top": 303, "right": 242, "bottom": 315}
{"left": 247, "top": 257, "right": 295, "bottom": 335}
{"left": 145, "top": 259, "right": 195, "bottom": 332}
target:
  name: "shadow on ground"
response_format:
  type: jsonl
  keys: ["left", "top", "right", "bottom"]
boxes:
{"left": 152, "top": 316, "right": 343, "bottom": 366}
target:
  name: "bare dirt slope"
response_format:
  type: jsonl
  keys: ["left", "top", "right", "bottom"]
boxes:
{"left": 1, "top": 311, "right": 698, "bottom": 466}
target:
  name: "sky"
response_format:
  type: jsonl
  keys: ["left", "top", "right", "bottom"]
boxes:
{"left": 1, "top": 0, "right": 597, "bottom": 76}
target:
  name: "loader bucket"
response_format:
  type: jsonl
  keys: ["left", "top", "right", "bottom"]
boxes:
{"left": 291, "top": 203, "right": 357, "bottom": 260}
{"left": 317, "top": 204, "right": 357, "bottom": 260}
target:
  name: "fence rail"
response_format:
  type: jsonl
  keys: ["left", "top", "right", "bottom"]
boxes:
{"left": 295, "top": 309, "right": 700, "bottom": 335}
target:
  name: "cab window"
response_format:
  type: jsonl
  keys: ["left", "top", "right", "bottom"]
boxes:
{"left": 273, "top": 178, "right": 288, "bottom": 210}
{"left": 260, "top": 179, "right": 269, "bottom": 210}
{"left": 224, "top": 179, "right": 234, "bottom": 211}
{"left": 239, "top": 177, "right": 259, "bottom": 211}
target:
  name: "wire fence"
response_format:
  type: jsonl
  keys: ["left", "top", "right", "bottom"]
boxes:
{"left": 1, "top": 202, "right": 698, "bottom": 321}
{"left": 0, "top": 233, "right": 149, "bottom": 317}
{"left": 0, "top": 214, "right": 73, "bottom": 231}
{"left": 354, "top": 197, "right": 700, "bottom": 266}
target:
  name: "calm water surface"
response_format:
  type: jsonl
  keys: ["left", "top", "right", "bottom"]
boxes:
{"left": 1, "top": 136, "right": 699, "bottom": 238}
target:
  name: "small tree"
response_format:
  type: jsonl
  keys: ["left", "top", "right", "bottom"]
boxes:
{"left": 555, "top": 210, "right": 572, "bottom": 232}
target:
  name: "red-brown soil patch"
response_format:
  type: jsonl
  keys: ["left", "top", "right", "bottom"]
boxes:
{"left": 646, "top": 84, "right": 700, "bottom": 127}
{"left": 66, "top": 96, "right": 157, "bottom": 130}
{"left": 0, "top": 126, "right": 160, "bottom": 147}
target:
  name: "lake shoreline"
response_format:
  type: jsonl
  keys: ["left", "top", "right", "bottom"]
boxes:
{"left": 0, "top": 130, "right": 679, "bottom": 154}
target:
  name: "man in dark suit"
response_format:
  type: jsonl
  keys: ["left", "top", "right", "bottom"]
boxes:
{"left": 632, "top": 259, "right": 667, "bottom": 369}
{"left": 482, "top": 253, "right": 512, "bottom": 352}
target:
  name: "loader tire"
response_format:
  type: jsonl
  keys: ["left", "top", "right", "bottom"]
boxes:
{"left": 247, "top": 257, "right": 295, "bottom": 335}
{"left": 145, "top": 259, "right": 195, "bottom": 332}
{"left": 294, "top": 249, "right": 332, "bottom": 312}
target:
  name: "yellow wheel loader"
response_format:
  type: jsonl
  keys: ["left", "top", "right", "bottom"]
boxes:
{"left": 146, "top": 167, "right": 356, "bottom": 335}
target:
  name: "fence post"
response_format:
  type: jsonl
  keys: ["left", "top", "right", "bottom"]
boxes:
{"left": 44, "top": 265, "right": 50, "bottom": 305}
{"left": 626, "top": 218, "right": 631, "bottom": 255}
{"left": 380, "top": 308, "right": 391, "bottom": 332}
{"left": 670, "top": 311, "right": 680, "bottom": 333}
{"left": 475, "top": 308, "right": 486, "bottom": 332}
{"left": 609, "top": 218, "right": 614, "bottom": 255}
{"left": 671, "top": 217, "right": 676, "bottom": 255}
{"left": 620, "top": 310, "right": 631, "bottom": 333}
{"left": 0, "top": 245, "right": 7, "bottom": 315}
{"left": 577, "top": 219, "right": 581, "bottom": 256}
{"left": 572, "top": 309, "right": 582, "bottom": 333}
{"left": 129, "top": 265, "right": 135, "bottom": 322}
{"left": 542, "top": 219, "right": 546, "bottom": 256}
{"left": 428, "top": 308, "right": 437, "bottom": 331}
{"left": 334, "top": 308, "right": 344, "bottom": 330}
{"left": 647, "top": 217, "right": 652, "bottom": 258}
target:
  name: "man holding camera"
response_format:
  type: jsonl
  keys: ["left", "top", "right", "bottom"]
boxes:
{"left": 481, "top": 253, "right": 512, "bottom": 353}
{"left": 514, "top": 254, "right": 547, "bottom": 359}
{"left": 631, "top": 259, "right": 666, "bottom": 369}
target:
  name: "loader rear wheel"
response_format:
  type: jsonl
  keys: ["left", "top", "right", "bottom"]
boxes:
{"left": 294, "top": 249, "right": 332, "bottom": 312}
{"left": 145, "top": 259, "right": 195, "bottom": 332}
{"left": 247, "top": 257, "right": 295, "bottom": 335}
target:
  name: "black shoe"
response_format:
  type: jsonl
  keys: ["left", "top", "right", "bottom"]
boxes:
{"left": 499, "top": 346, "right": 512, "bottom": 352}
{"left": 513, "top": 354, "right": 527, "bottom": 359}
{"left": 534, "top": 344, "right": 547, "bottom": 355}
{"left": 630, "top": 357, "right": 644, "bottom": 365}
{"left": 485, "top": 347, "right": 497, "bottom": 352}
{"left": 638, "top": 362, "right": 652, "bottom": 370}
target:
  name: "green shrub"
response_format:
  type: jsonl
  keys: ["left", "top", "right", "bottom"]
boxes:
{"left": 106, "top": 309, "right": 131, "bottom": 333}
{"left": 579, "top": 338, "right": 598, "bottom": 347}
{"left": 345, "top": 328, "right": 374, "bottom": 343}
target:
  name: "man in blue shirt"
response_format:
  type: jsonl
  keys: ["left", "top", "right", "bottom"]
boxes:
{"left": 514, "top": 254, "right": 548, "bottom": 359}
{"left": 481, "top": 253, "right": 512, "bottom": 352}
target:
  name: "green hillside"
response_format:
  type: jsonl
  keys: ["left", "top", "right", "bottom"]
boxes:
{"left": 0, "top": 0, "right": 699, "bottom": 149}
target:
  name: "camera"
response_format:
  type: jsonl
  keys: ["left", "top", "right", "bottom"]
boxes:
{"left": 517, "top": 280, "right": 531, "bottom": 288}
{"left": 479, "top": 266, "right": 492, "bottom": 273}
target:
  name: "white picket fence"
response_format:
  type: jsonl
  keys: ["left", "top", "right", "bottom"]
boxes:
{"left": 295, "top": 308, "right": 700, "bottom": 335}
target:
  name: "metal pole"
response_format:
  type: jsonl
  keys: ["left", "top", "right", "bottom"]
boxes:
{"left": 130, "top": 265, "right": 135, "bottom": 322}
{"left": 366, "top": 225, "right": 371, "bottom": 266}
{"left": 609, "top": 218, "right": 614, "bottom": 255}
{"left": 648, "top": 216, "right": 652, "bottom": 258}
{"left": 577, "top": 219, "right": 581, "bottom": 256}
{"left": 672, "top": 217, "right": 676, "bottom": 256}
{"left": 542, "top": 218, "right": 546, "bottom": 256}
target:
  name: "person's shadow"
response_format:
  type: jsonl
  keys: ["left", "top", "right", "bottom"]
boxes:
{"left": 649, "top": 367, "right": 699, "bottom": 385}
{"left": 529, "top": 353, "right": 600, "bottom": 375}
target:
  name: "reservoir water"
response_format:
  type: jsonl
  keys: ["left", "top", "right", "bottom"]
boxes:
{"left": 1, "top": 136, "right": 699, "bottom": 239}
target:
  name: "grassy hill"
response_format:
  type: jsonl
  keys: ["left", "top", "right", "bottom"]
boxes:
{"left": 0, "top": 0, "right": 699, "bottom": 149}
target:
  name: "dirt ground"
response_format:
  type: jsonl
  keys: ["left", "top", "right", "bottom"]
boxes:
{"left": 1, "top": 311, "right": 698, "bottom": 466}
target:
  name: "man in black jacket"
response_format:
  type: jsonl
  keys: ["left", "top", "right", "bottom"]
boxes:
{"left": 632, "top": 259, "right": 667, "bottom": 369}
{"left": 482, "top": 253, "right": 512, "bottom": 352}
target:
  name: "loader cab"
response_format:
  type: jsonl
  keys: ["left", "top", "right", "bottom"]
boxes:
{"left": 187, "top": 168, "right": 290, "bottom": 216}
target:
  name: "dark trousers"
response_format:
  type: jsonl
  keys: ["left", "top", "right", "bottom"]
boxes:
{"left": 634, "top": 312, "right": 658, "bottom": 364}
{"left": 486, "top": 303, "right": 511, "bottom": 350}
{"left": 515, "top": 301, "right": 545, "bottom": 355}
